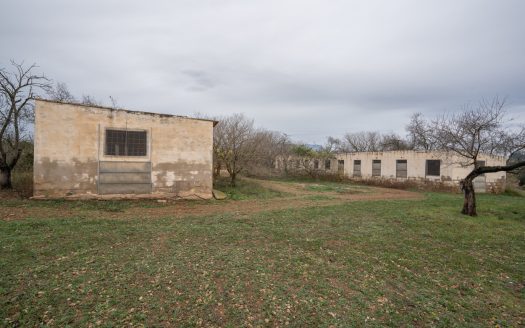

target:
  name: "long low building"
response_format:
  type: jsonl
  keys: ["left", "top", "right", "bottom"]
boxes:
{"left": 276, "top": 150, "right": 507, "bottom": 193}
{"left": 336, "top": 151, "right": 507, "bottom": 192}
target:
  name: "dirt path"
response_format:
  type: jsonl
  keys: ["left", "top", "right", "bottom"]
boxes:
{"left": 1, "top": 178, "right": 423, "bottom": 220}
{"left": 248, "top": 177, "right": 419, "bottom": 200}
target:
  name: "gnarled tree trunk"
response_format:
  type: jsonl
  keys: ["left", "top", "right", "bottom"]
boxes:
{"left": 461, "top": 177, "right": 476, "bottom": 216}
{"left": 460, "top": 161, "right": 525, "bottom": 216}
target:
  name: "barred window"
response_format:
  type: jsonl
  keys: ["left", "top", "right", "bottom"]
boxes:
{"left": 105, "top": 129, "right": 147, "bottom": 156}
{"left": 426, "top": 160, "right": 440, "bottom": 176}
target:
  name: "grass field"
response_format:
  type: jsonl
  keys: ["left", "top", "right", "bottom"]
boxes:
{"left": 1, "top": 178, "right": 524, "bottom": 327}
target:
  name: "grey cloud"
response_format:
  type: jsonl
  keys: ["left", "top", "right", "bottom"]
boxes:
{"left": 181, "top": 70, "right": 216, "bottom": 92}
{"left": 1, "top": 0, "right": 524, "bottom": 143}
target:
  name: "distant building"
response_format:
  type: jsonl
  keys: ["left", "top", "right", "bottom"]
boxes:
{"left": 276, "top": 150, "right": 507, "bottom": 193}
{"left": 33, "top": 99, "right": 217, "bottom": 199}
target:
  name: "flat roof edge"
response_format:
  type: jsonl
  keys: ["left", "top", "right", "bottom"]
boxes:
{"left": 34, "top": 98, "right": 219, "bottom": 126}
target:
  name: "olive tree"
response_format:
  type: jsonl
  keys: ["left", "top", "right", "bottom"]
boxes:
{"left": 431, "top": 98, "right": 525, "bottom": 216}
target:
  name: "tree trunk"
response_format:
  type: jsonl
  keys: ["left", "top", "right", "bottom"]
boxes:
{"left": 214, "top": 162, "right": 221, "bottom": 180}
{"left": 461, "top": 177, "right": 477, "bottom": 216}
{"left": 458, "top": 161, "right": 525, "bottom": 216}
{"left": 0, "top": 168, "right": 13, "bottom": 190}
{"left": 230, "top": 172, "right": 237, "bottom": 187}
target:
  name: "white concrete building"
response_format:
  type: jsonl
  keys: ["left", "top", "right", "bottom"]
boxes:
{"left": 277, "top": 150, "right": 507, "bottom": 193}
{"left": 337, "top": 151, "right": 507, "bottom": 192}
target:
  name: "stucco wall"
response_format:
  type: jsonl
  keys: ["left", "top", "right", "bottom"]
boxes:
{"left": 33, "top": 100, "right": 214, "bottom": 199}
{"left": 335, "top": 151, "right": 507, "bottom": 192}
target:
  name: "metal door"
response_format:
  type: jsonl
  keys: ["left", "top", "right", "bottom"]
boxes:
{"left": 98, "top": 161, "right": 152, "bottom": 194}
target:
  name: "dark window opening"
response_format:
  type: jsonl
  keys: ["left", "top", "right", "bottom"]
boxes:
{"left": 426, "top": 160, "right": 440, "bottom": 176}
{"left": 372, "top": 160, "right": 381, "bottom": 176}
{"left": 314, "top": 160, "right": 319, "bottom": 169}
{"left": 353, "top": 160, "right": 361, "bottom": 176}
{"left": 325, "top": 159, "right": 331, "bottom": 170}
{"left": 105, "top": 129, "right": 147, "bottom": 156}
{"left": 396, "top": 159, "right": 407, "bottom": 178}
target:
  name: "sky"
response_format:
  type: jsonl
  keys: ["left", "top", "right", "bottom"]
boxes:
{"left": 1, "top": 0, "right": 524, "bottom": 143}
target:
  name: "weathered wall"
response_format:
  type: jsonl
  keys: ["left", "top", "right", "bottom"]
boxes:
{"left": 274, "top": 151, "right": 507, "bottom": 193}
{"left": 34, "top": 100, "right": 214, "bottom": 199}
{"left": 335, "top": 151, "right": 507, "bottom": 192}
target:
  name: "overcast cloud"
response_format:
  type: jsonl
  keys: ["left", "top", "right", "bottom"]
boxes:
{"left": 1, "top": 0, "right": 524, "bottom": 143}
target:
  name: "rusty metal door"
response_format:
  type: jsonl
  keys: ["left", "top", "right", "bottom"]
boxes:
{"left": 98, "top": 161, "right": 152, "bottom": 194}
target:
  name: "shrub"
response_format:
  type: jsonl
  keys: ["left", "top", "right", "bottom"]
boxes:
{"left": 12, "top": 170, "right": 33, "bottom": 198}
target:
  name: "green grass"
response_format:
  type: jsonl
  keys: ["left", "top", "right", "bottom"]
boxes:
{"left": 213, "top": 177, "right": 286, "bottom": 200}
{"left": 1, "top": 198, "right": 167, "bottom": 212}
{"left": 305, "top": 181, "right": 372, "bottom": 194}
{"left": 503, "top": 186, "right": 525, "bottom": 198}
{"left": 1, "top": 192, "right": 524, "bottom": 326}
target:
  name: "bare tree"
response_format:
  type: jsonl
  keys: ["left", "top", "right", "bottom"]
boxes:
{"left": 0, "top": 61, "right": 51, "bottom": 189}
{"left": 341, "top": 131, "right": 410, "bottom": 152}
{"left": 81, "top": 94, "right": 101, "bottom": 106}
{"left": 343, "top": 131, "right": 382, "bottom": 152}
{"left": 215, "top": 114, "right": 261, "bottom": 186}
{"left": 251, "top": 130, "right": 292, "bottom": 171}
{"left": 432, "top": 97, "right": 525, "bottom": 216}
{"left": 48, "top": 82, "right": 76, "bottom": 102}
{"left": 406, "top": 112, "right": 436, "bottom": 150}
{"left": 380, "top": 132, "right": 411, "bottom": 151}
{"left": 210, "top": 114, "right": 292, "bottom": 181}
{"left": 322, "top": 136, "right": 343, "bottom": 153}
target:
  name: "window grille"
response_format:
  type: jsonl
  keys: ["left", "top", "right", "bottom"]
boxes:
{"left": 105, "top": 129, "right": 147, "bottom": 156}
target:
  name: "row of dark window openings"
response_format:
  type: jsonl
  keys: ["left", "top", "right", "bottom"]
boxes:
{"left": 105, "top": 129, "right": 147, "bottom": 156}
{"left": 347, "top": 159, "right": 442, "bottom": 178}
